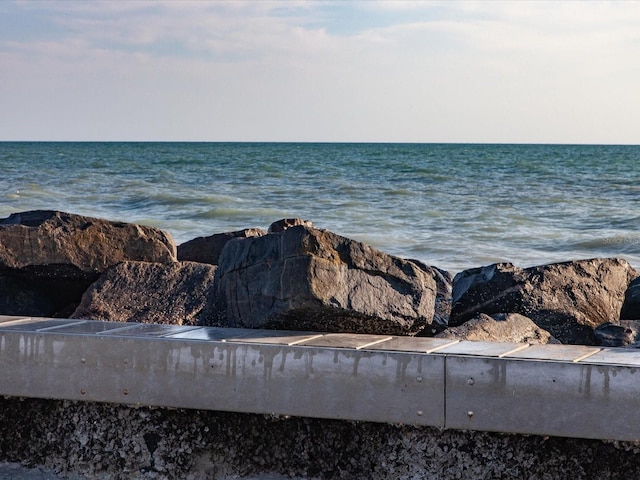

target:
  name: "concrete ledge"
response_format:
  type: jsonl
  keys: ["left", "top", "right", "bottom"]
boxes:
{"left": 1, "top": 315, "right": 640, "bottom": 441}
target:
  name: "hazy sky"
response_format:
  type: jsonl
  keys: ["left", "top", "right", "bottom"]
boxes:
{"left": 1, "top": 0, "right": 639, "bottom": 143}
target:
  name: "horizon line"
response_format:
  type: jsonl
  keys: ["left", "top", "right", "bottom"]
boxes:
{"left": 1, "top": 140, "right": 639, "bottom": 147}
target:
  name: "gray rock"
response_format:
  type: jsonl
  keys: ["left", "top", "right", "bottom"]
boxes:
{"left": 436, "top": 312, "right": 559, "bottom": 344}
{"left": 0, "top": 210, "right": 177, "bottom": 317}
{"left": 451, "top": 258, "right": 638, "bottom": 345}
{"left": 620, "top": 276, "right": 640, "bottom": 320}
{"left": 408, "top": 259, "right": 453, "bottom": 333}
{"left": 177, "top": 228, "right": 266, "bottom": 265}
{"left": 594, "top": 320, "right": 640, "bottom": 347}
{"left": 267, "top": 218, "right": 313, "bottom": 233}
{"left": 72, "top": 261, "right": 217, "bottom": 325}
{"left": 205, "top": 225, "right": 437, "bottom": 335}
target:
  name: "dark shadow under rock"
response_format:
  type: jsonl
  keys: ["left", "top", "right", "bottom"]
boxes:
{"left": 0, "top": 269, "right": 94, "bottom": 318}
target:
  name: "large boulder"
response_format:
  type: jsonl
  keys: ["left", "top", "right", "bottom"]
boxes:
{"left": 72, "top": 261, "right": 217, "bottom": 325}
{"left": 0, "top": 210, "right": 177, "bottom": 317}
{"left": 204, "top": 225, "right": 438, "bottom": 335}
{"left": 436, "top": 312, "right": 558, "bottom": 344}
{"left": 177, "top": 228, "right": 266, "bottom": 265}
{"left": 450, "top": 258, "right": 637, "bottom": 345}
{"left": 0, "top": 210, "right": 177, "bottom": 273}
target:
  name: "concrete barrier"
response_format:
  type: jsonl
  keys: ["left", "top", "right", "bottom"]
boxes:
{"left": 1, "top": 315, "right": 639, "bottom": 441}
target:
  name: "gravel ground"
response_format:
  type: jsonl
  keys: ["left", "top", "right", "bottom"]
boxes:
{"left": 1, "top": 397, "right": 639, "bottom": 480}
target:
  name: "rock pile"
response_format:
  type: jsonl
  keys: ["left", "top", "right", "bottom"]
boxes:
{"left": 2, "top": 209, "right": 640, "bottom": 346}
{"left": 3, "top": 210, "right": 640, "bottom": 479}
{"left": 0, "top": 210, "right": 175, "bottom": 318}
{"left": 450, "top": 259, "right": 638, "bottom": 344}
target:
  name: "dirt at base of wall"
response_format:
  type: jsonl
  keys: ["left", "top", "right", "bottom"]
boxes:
{"left": 0, "top": 397, "right": 639, "bottom": 480}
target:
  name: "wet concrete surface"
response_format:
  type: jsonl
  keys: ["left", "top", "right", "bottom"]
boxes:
{"left": 0, "top": 463, "right": 64, "bottom": 479}
{"left": 0, "top": 463, "right": 296, "bottom": 480}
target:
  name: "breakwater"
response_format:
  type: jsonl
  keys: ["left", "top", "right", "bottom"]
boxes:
{"left": 2, "top": 210, "right": 640, "bottom": 478}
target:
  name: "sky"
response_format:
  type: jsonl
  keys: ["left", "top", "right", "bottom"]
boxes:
{"left": 1, "top": 0, "right": 639, "bottom": 144}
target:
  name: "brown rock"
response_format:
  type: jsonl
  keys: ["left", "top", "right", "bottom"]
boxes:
{"left": 72, "top": 261, "right": 217, "bottom": 325}
{"left": 267, "top": 218, "right": 313, "bottom": 233}
{"left": 177, "top": 228, "right": 266, "bottom": 265}
{"left": 436, "top": 312, "right": 558, "bottom": 344}
{"left": 204, "top": 225, "right": 437, "bottom": 335}
{"left": 0, "top": 210, "right": 177, "bottom": 317}
{"left": 0, "top": 210, "right": 177, "bottom": 274}
{"left": 450, "top": 258, "right": 638, "bottom": 345}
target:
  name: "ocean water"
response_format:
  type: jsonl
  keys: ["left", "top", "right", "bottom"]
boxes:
{"left": 1, "top": 142, "right": 640, "bottom": 274}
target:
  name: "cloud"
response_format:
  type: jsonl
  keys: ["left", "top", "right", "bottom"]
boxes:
{"left": 1, "top": 0, "right": 639, "bottom": 142}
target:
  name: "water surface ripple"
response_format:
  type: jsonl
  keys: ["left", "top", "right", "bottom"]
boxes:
{"left": 2, "top": 142, "right": 639, "bottom": 273}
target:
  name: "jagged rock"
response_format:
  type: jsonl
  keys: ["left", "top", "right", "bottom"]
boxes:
{"left": 0, "top": 210, "right": 177, "bottom": 273}
{"left": 177, "top": 228, "right": 266, "bottom": 265}
{"left": 450, "top": 258, "right": 637, "bottom": 345}
{"left": 0, "top": 210, "right": 177, "bottom": 317}
{"left": 594, "top": 320, "right": 640, "bottom": 347}
{"left": 72, "top": 261, "right": 217, "bottom": 325}
{"left": 204, "top": 225, "right": 437, "bottom": 335}
{"left": 409, "top": 259, "right": 453, "bottom": 333}
{"left": 620, "top": 276, "right": 640, "bottom": 320}
{"left": 268, "top": 218, "right": 313, "bottom": 233}
{"left": 436, "top": 312, "right": 559, "bottom": 344}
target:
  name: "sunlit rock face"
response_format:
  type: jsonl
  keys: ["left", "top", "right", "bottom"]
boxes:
{"left": 451, "top": 258, "right": 638, "bottom": 345}
{"left": 205, "top": 224, "right": 438, "bottom": 336}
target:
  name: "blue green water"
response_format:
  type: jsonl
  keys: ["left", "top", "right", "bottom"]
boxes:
{"left": 2, "top": 142, "right": 639, "bottom": 273}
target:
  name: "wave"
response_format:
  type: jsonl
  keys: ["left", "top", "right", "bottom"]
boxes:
{"left": 557, "top": 235, "right": 640, "bottom": 255}
{"left": 188, "top": 207, "right": 286, "bottom": 221}
{"left": 3, "top": 142, "right": 640, "bottom": 274}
